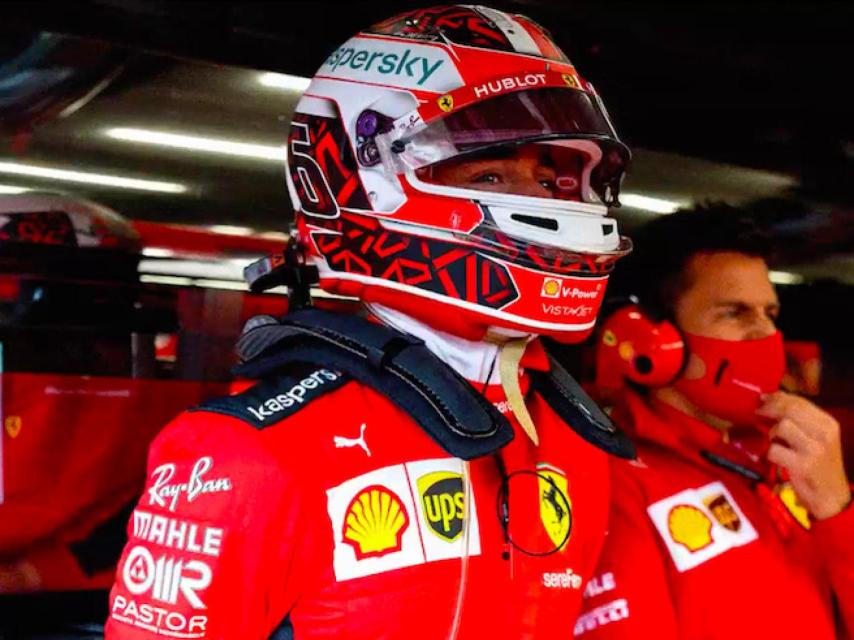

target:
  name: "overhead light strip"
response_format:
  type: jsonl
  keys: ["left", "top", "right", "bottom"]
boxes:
{"left": 258, "top": 72, "right": 311, "bottom": 92}
{"left": 0, "top": 185, "right": 31, "bottom": 194}
{"left": 206, "top": 225, "right": 255, "bottom": 236}
{"left": 138, "top": 258, "right": 245, "bottom": 281}
{"left": 106, "top": 128, "right": 286, "bottom": 162}
{"left": 0, "top": 161, "right": 186, "bottom": 194}
{"left": 768, "top": 270, "right": 805, "bottom": 285}
{"left": 620, "top": 193, "right": 686, "bottom": 214}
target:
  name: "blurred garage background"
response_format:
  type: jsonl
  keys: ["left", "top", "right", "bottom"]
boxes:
{"left": 0, "top": 0, "right": 851, "bottom": 636}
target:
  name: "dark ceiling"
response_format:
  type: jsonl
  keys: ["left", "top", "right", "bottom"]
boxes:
{"left": 6, "top": 0, "right": 852, "bottom": 192}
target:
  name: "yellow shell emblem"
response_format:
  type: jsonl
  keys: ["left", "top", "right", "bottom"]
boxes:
{"left": 775, "top": 482, "right": 811, "bottom": 530}
{"left": 668, "top": 504, "right": 713, "bottom": 552}
{"left": 343, "top": 485, "right": 409, "bottom": 559}
{"left": 542, "top": 278, "right": 561, "bottom": 297}
{"left": 438, "top": 94, "right": 454, "bottom": 112}
{"left": 618, "top": 341, "right": 634, "bottom": 361}
{"left": 537, "top": 464, "right": 572, "bottom": 551}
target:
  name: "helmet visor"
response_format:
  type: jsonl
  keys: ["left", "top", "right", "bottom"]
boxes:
{"left": 390, "top": 88, "right": 630, "bottom": 204}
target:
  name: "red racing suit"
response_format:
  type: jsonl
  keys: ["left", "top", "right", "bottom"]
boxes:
{"left": 105, "top": 340, "right": 611, "bottom": 640}
{"left": 575, "top": 391, "right": 854, "bottom": 639}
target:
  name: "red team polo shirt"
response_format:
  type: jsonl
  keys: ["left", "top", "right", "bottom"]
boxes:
{"left": 105, "top": 344, "right": 612, "bottom": 639}
{"left": 575, "top": 391, "right": 854, "bottom": 639}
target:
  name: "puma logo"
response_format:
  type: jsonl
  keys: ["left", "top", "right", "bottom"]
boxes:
{"left": 334, "top": 423, "right": 371, "bottom": 457}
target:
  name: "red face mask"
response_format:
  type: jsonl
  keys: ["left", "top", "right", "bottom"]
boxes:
{"left": 674, "top": 331, "right": 786, "bottom": 426}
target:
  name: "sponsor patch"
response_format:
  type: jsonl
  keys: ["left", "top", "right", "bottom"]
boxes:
{"left": 4, "top": 416, "right": 21, "bottom": 439}
{"left": 131, "top": 510, "right": 223, "bottom": 557}
{"left": 668, "top": 504, "right": 713, "bottom": 552}
{"left": 122, "top": 546, "right": 211, "bottom": 609}
{"left": 195, "top": 368, "right": 348, "bottom": 429}
{"left": 541, "top": 277, "right": 561, "bottom": 298}
{"left": 775, "top": 482, "right": 811, "bottom": 529}
{"left": 408, "top": 460, "right": 482, "bottom": 563}
{"left": 342, "top": 485, "right": 410, "bottom": 559}
{"left": 473, "top": 73, "right": 547, "bottom": 99}
{"left": 318, "top": 37, "right": 462, "bottom": 90}
{"left": 583, "top": 572, "right": 616, "bottom": 599}
{"left": 334, "top": 423, "right": 371, "bottom": 457}
{"left": 562, "top": 72, "right": 580, "bottom": 89}
{"left": 540, "top": 277, "right": 603, "bottom": 301}
{"left": 703, "top": 493, "right": 742, "bottom": 532}
{"left": 327, "top": 458, "right": 480, "bottom": 581}
{"left": 647, "top": 482, "right": 757, "bottom": 572}
{"left": 111, "top": 595, "right": 207, "bottom": 639}
{"left": 574, "top": 599, "right": 629, "bottom": 636}
{"left": 542, "top": 567, "right": 582, "bottom": 589}
{"left": 437, "top": 94, "right": 454, "bottom": 112}
{"left": 147, "top": 456, "right": 232, "bottom": 512}
{"left": 417, "top": 471, "right": 465, "bottom": 542}
{"left": 537, "top": 463, "right": 572, "bottom": 551}
{"left": 541, "top": 302, "right": 595, "bottom": 319}
{"left": 618, "top": 341, "right": 634, "bottom": 361}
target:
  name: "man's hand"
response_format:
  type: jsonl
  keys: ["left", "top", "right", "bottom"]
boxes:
{"left": 758, "top": 391, "right": 852, "bottom": 520}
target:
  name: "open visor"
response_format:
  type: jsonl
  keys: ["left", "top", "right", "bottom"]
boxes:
{"left": 384, "top": 88, "right": 631, "bottom": 205}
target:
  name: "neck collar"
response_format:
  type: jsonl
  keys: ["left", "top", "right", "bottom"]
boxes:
{"left": 619, "top": 390, "right": 771, "bottom": 481}
{"left": 366, "top": 303, "right": 550, "bottom": 385}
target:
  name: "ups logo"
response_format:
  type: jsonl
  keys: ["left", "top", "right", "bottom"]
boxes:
{"left": 704, "top": 493, "right": 742, "bottom": 532}
{"left": 417, "top": 471, "right": 465, "bottom": 542}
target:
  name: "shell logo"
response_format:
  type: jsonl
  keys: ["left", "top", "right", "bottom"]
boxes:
{"left": 617, "top": 341, "right": 634, "bottom": 361}
{"left": 343, "top": 485, "right": 410, "bottom": 559}
{"left": 668, "top": 504, "right": 713, "bottom": 552}
{"left": 541, "top": 277, "right": 561, "bottom": 298}
{"left": 775, "top": 482, "right": 811, "bottom": 530}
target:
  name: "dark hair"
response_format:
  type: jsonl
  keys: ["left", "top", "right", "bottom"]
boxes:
{"left": 607, "top": 201, "right": 776, "bottom": 318}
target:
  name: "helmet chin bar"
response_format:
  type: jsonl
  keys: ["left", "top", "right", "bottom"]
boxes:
{"left": 403, "top": 170, "right": 627, "bottom": 257}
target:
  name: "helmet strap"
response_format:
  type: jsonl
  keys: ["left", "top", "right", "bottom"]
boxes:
{"left": 498, "top": 338, "right": 539, "bottom": 446}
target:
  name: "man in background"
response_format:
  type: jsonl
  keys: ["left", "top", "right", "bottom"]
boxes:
{"left": 578, "top": 204, "right": 853, "bottom": 639}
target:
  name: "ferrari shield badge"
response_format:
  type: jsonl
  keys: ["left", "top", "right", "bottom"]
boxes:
{"left": 537, "top": 463, "right": 572, "bottom": 551}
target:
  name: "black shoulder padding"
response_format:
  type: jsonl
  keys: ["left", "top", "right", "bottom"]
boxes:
{"left": 530, "top": 351, "right": 636, "bottom": 460}
{"left": 232, "top": 310, "right": 514, "bottom": 460}
{"left": 227, "top": 309, "right": 634, "bottom": 460}
{"left": 192, "top": 365, "right": 349, "bottom": 429}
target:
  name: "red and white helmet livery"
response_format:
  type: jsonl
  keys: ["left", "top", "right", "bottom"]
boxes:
{"left": 287, "top": 4, "right": 632, "bottom": 342}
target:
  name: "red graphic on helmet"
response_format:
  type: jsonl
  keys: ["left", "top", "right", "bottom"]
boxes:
{"left": 288, "top": 113, "right": 370, "bottom": 217}
{"left": 308, "top": 212, "right": 519, "bottom": 310}
{"left": 370, "top": 6, "right": 515, "bottom": 51}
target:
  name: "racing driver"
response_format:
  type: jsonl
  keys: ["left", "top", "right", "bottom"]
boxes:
{"left": 578, "top": 204, "right": 854, "bottom": 639}
{"left": 106, "top": 5, "right": 636, "bottom": 640}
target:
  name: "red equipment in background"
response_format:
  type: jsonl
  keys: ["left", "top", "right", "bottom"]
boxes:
{"left": 0, "top": 196, "right": 303, "bottom": 594}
